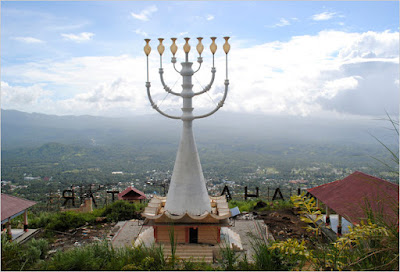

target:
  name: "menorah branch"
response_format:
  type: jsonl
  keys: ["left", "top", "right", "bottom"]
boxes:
{"left": 146, "top": 82, "right": 181, "bottom": 120}
{"left": 193, "top": 80, "right": 229, "bottom": 120}
{"left": 172, "top": 59, "right": 181, "bottom": 74}
{"left": 193, "top": 67, "right": 216, "bottom": 97}
{"left": 159, "top": 68, "right": 181, "bottom": 97}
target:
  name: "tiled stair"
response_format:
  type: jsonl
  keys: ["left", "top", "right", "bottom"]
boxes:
{"left": 162, "top": 244, "right": 215, "bottom": 263}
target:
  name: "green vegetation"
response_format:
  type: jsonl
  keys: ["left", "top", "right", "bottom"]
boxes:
{"left": 228, "top": 198, "right": 293, "bottom": 213}
{"left": 2, "top": 195, "right": 398, "bottom": 270}
{"left": 1, "top": 235, "right": 49, "bottom": 271}
{"left": 291, "top": 193, "right": 324, "bottom": 236}
{"left": 101, "top": 200, "right": 145, "bottom": 222}
{"left": 218, "top": 242, "right": 240, "bottom": 270}
{"left": 286, "top": 193, "right": 399, "bottom": 270}
{"left": 28, "top": 200, "right": 143, "bottom": 231}
{"left": 40, "top": 241, "right": 166, "bottom": 271}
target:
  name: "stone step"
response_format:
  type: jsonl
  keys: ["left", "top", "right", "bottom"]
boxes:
{"left": 165, "top": 256, "right": 214, "bottom": 263}
{"left": 163, "top": 248, "right": 214, "bottom": 253}
{"left": 164, "top": 250, "right": 213, "bottom": 255}
{"left": 164, "top": 254, "right": 213, "bottom": 263}
{"left": 162, "top": 244, "right": 215, "bottom": 263}
{"left": 164, "top": 253, "right": 213, "bottom": 258}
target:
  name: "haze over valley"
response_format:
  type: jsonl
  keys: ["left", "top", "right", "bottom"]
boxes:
{"left": 2, "top": 109, "right": 397, "bottom": 204}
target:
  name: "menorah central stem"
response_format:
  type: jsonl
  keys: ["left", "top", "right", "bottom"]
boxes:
{"left": 164, "top": 120, "right": 211, "bottom": 215}
{"left": 181, "top": 62, "right": 194, "bottom": 121}
{"left": 164, "top": 61, "right": 212, "bottom": 215}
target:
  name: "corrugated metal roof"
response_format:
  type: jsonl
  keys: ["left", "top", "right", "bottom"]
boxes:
{"left": 118, "top": 186, "right": 146, "bottom": 200}
{"left": 308, "top": 171, "right": 399, "bottom": 225}
{"left": 1, "top": 194, "right": 36, "bottom": 222}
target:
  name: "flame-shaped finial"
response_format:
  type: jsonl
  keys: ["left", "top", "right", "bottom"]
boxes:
{"left": 210, "top": 37, "right": 217, "bottom": 55}
{"left": 144, "top": 39, "right": 151, "bottom": 56}
{"left": 157, "top": 38, "right": 165, "bottom": 55}
{"left": 223, "top": 37, "right": 230, "bottom": 54}
{"left": 170, "top": 38, "right": 177, "bottom": 56}
{"left": 196, "top": 37, "right": 204, "bottom": 56}
{"left": 183, "top": 37, "right": 191, "bottom": 53}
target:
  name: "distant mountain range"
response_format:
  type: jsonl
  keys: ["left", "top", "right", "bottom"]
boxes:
{"left": 1, "top": 109, "right": 393, "bottom": 150}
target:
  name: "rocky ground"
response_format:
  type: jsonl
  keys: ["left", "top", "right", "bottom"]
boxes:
{"left": 43, "top": 221, "right": 119, "bottom": 255}
{"left": 256, "top": 208, "right": 312, "bottom": 241}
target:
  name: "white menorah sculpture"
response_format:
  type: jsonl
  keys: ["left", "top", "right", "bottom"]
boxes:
{"left": 144, "top": 37, "right": 230, "bottom": 215}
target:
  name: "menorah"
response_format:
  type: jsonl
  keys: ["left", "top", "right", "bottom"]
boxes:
{"left": 144, "top": 37, "right": 230, "bottom": 215}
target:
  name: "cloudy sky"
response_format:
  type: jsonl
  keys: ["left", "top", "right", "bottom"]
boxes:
{"left": 1, "top": 1, "right": 398, "bottom": 119}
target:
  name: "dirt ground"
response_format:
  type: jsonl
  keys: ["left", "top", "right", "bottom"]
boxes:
{"left": 255, "top": 208, "right": 312, "bottom": 241}
{"left": 42, "top": 222, "right": 119, "bottom": 254}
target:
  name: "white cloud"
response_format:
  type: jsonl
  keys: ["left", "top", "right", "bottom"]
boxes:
{"left": 225, "top": 30, "right": 398, "bottom": 116}
{"left": 320, "top": 76, "right": 360, "bottom": 99}
{"left": 135, "top": 29, "right": 148, "bottom": 37}
{"left": 1, "top": 81, "right": 52, "bottom": 110}
{"left": 61, "top": 32, "right": 94, "bottom": 42}
{"left": 275, "top": 18, "right": 290, "bottom": 27}
{"left": 2, "top": 30, "right": 398, "bottom": 118}
{"left": 206, "top": 14, "right": 214, "bottom": 21}
{"left": 131, "top": 5, "right": 157, "bottom": 21}
{"left": 267, "top": 18, "right": 295, "bottom": 28}
{"left": 12, "top": 36, "right": 44, "bottom": 44}
{"left": 179, "top": 32, "right": 188, "bottom": 36}
{"left": 312, "top": 11, "right": 337, "bottom": 21}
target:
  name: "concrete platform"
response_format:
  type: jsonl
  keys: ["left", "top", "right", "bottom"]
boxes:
{"left": 111, "top": 219, "right": 150, "bottom": 248}
{"left": 12, "top": 229, "right": 40, "bottom": 244}
{"left": 229, "top": 219, "right": 272, "bottom": 261}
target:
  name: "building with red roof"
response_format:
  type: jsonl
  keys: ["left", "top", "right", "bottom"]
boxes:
{"left": 118, "top": 187, "right": 147, "bottom": 203}
{"left": 1, "top": 193, "right": 37, "bottom": 241}
{"left": 308, "top": 171, "right": 398, "bottom": 230}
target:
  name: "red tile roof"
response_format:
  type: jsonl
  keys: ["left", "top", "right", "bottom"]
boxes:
{"left": 1, "top": 194, "right": 36, "bottom": 222}
{"left": 308, "top": 171, "right": 399, "bottom": 225}
{"left": 118, "top": 186, "right": 146, "bottom": 200}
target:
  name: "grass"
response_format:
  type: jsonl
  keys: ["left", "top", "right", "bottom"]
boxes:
{"left": 28, "top": 200, "right": 145, "bottom": 231}
{"left": 1, "top": 235, "right": 49, "bottom": 271}
{"left": 228, "top": 198, "right": 293, "bottom": 213}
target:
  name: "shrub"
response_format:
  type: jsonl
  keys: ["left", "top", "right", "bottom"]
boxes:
{"left": 42, "top": 240, "right": 112, "bottom": 270}
{"left": 1, "top": 234, "right": 48, "bottom": 271}
{"left": 269, "top": 238, "right": 310, "bottom": 269}
{"left": 28, "top": 238, "right": 49, "bottom": 260}
{"left": 180, "top": 259, "right": 215, "bottom": 271}
{"left": 41, "top": 240, "right": 167, "bottom": 271}
{"left": 45, "top": 211, "right": 97, "bottom": 231}
{"left": 251, "top": 237, "right": 288, "bottom": 271}
{"left": 30, "top": 212, "right": 53, "bottom": 229}
{"left": 101, "top": 200, "right": 141, "bottom": 222}
{"left": 228, "top": 199, "right": 258, "bottom": 212}
{"left": 229, "top": 199, "right": 293, "bottom": 213}
{"left": 218, "top": 242, "right": 240, "bottom": 270}
{"left": 291, "top": 192, "right": 399, "bottom": 271}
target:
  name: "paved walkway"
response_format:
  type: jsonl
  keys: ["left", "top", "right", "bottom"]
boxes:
{"left": 230, "top": 219, "right": 272, "bottom": 261}
{"left": 111, "top": 219, "right": 149, "bottom": 248}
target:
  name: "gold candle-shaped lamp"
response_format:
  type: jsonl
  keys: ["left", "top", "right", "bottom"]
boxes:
{"left": 210, "top": 37, "right": 217, "bottom": 55}
{"left": 170, "top": 38, "right": 178, "bottom": 56}
{"left": 144, "top": 39, "right": 151, "bottom": 82}
{"left": 157, "top": 38, "right": 165, "bottom": 55}
{"left": 196, "top": 37, "right": 204, "bottom": 56}
{"left": 223, "top": 36, "right": 230, "bottom": 54}
{"left": 183, "top": 37, "right": 191, "bottom": 53}
{"left": 144, "top": 39, "right": 151, "bottom": 56}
